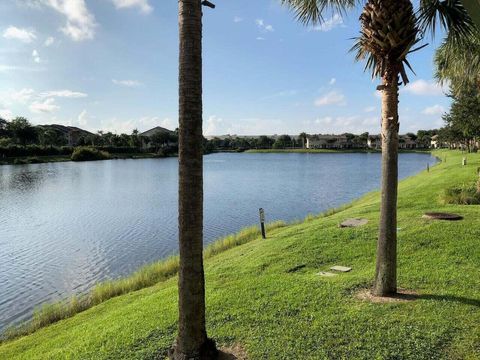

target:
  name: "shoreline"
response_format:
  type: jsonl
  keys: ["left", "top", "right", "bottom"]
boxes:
{"left": 0, "top": 153, "right": 171, "bottom": 166}
{"left": 245, "top": 148, "right": 431, "bottom": 154}
{"left": 0, "top": 148, "right": 433, "bottom": 166}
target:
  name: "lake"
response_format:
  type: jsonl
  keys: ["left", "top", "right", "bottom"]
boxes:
{"left": 0, "top": 152, "right": 436, "bottom": 331}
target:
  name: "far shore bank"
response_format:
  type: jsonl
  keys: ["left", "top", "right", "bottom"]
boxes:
{"left": 1, "top": 148, "right": 435, "bottom": 166}
{"left": 0, "top": 152, "right": 171, "bottom": 166}
{"left": 245, "top": 148, "right": 432, "bottom": 154}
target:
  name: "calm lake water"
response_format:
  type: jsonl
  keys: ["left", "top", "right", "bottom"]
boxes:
{"left": 0, "top": 152, "right": 436, "bottom": 331}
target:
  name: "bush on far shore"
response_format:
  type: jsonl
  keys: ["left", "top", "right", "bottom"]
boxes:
{"left": 71, "top": 147, "right": 111, "bottom": 162}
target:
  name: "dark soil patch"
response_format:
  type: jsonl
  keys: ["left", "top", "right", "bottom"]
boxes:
{"left": 422, "top": 212, "right": 463, "bottom": 221}
{"left": 219, "top": 344, "right": 248, "bottom": 360}
{"left": 356, "top": 289, "right": 419, "bottom": 303}
{"left": 286, "top": 264, "right": 306, "bottom": 273}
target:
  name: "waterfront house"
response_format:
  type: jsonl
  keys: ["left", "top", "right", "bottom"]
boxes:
{"left": 306, "top": 134, "right": 349, "bottom": 149}
{"left": 140, "top": 126, "right": 175, "bottom": 149}
{"left": 367, "top": 135, "right": 382, "bottom": 149}
{"left": 399, "top": 135, "right": 417, "bottom": 149}
{"left": 430, "top": 135, "right": 440, "bottom": 149}
{"left": 38, "top": 124, "right": 94, "bottom": 146}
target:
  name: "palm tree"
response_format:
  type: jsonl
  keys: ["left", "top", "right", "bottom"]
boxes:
{"left": 282, "top": 0, "right": 474, "bottom": 296}
{"left": 435, "top": 31, "right": 480, "bottom": 91}
{"left": 169, "top": 0, "right": 218, "bottom": 359}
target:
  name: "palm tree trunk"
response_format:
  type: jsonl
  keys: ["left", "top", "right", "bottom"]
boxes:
{"left": 373, "top": 71, "right": 399, "bottom": 296}
{"left": 170, "top": 1, "right": 217, "bottom": 358}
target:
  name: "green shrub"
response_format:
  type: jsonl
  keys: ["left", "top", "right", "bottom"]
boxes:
{"left": 0, "top": 138, "right": 13, "bottom": 147}
{"left": 13, "top": 158, "right": 29, "bottom": 165}
{"left": 442, "top": 183, "right": 480, "bottom": 205}
{"left": 0, "top": 145, "right": 73, "bottom": 158}
{"left": 71, "top": 147, "right": 110, "bottom": 162}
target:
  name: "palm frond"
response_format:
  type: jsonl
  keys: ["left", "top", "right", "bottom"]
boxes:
{"left": 280, "top": 0, "right": 358, "bottom": 25}
{"left": 435, "top": 30, "right": 480, "bottom": 88}
{"left": 418, "top": 0, "right": 476, "bottom": 40}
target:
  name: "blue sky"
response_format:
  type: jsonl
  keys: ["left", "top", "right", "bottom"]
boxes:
{"left": 0, "top": 0, "right": 450, "bottom": 135}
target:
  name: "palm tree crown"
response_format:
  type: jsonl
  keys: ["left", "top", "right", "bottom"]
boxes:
{"left": 352, "top": 0, "right": 420, "bottom": 85}
{"left": 283, "top": 0, "right": 474, "bottom": 82}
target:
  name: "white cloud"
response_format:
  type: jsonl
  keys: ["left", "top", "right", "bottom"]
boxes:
{"left": 2, "top": 26, "right": 37, "bottom": 43}
{"left": 110, "top": 0, "right": 153, "bottom": 14}
{"left": 77, "top": 109, "right": 89, "bottom": 126}
{"left": 262, "top": 90, "right": 298, "bottom": 100}
{"left": 11, "top": 88, "right": 36, "bottom": 104}
{"left": 311, "top": 14, "right": 343, "bottom": 32}
{"left": 256, "top": 19, "right": 274, "bottom": 32}
{"left": 304, "top": 115, "right": 379, "bottom": 134}
{"left": 203, "top": 116, "right": 305, "bottom": 136}
{"left": 0, "top": 108, "right": 13, "bottom": 120}
{"left": 256, "top": 37, "right": 265, "bottom": 41}
{"left": 422, "top": 104, "right": 445, "bottom": 116}
{"left": 0, "top": 64, "right": 45, "bottom": 72}
{"left": 364, "top": 106, "right": 376, "bottom": 113}
{"left": 329, "top": 78, "right": 336, "bottom": 85}
{"left": 112, "top": 79, "right": 142, "bottom": 87}
{"left": 29, "top": 98, "right": 59, "bottom": 113}
{"left": 43, "top": 0, "right": 97, "bottom": 41}
{"left": 32, "top": 49, "right": 41, "bottom": 63}
{"left": 403, "top": 79, "right": 449, "bottom": 96}
{"left": 39, "top": 90, "right": 88, "bottom": 98}
{"left": 205, "top": 115, "right": 224, "bottom": 136}
{"left": 233, "top": 16, "right": 243, "bottom": 23}
{"left": 99, "top": 116, "right": 175, "bottom": 134}
{"left": 44, "top": 36, "right": 55, "bottom": 46}
{"left": 314, "top": 91, "right": 346, "bottom": 106}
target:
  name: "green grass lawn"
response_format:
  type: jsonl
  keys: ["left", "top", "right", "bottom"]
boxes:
{"left": 1, "top": 150, "right": 479, "bottom": 359}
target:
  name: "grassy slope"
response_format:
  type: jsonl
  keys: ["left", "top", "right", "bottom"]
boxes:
{"left": 1, "top": 150, "right": 479, "bottom": 360}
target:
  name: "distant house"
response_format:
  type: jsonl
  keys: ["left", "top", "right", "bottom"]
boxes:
{"left": 140, "top": 126, "right": 176, "bottom": 149}
{"left": 399, "top": 135, "right": 417, "bottom": 149}
{"left": 38, "top": 124, "right": 94, "bottom": 146}
{"left": 430, "top": 135, "right": 446, "bottom": 149}
{"left": 306, "top": 135, "right": 349, "bottom": 149}
{"left": 367, "top": 135, "right": 382, "bottom": 149}
{"left": 368, "top": 134, "right": 419, "bottom": 150}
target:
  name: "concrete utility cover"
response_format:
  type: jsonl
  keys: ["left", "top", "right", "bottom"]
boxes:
{"left": 330, "top": 266, "right": 352, "bottom": 272}
{"left": 340, "top": 218, "right": 369, "bottom": 228}
{"left": 422, "top": 212, "right": 463, "bottom": 221}
{"left": 317, "top": 271, "right": 338, "bottom": 277}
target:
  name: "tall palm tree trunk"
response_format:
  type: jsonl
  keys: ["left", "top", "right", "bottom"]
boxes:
{"left": 170, "top": 0, "right": 217, "bottom": 358}
{"left": 373, "top": 70, "right": 400, "bottom": 296}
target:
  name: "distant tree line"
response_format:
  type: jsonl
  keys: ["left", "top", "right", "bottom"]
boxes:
{"left": 203, "top": 130, "right": 438, "bottom": 152}
{"left": 436, "top": 84, "right": 480, "bottom": 152}
{"left": 434, "top": 27, "right": 480, "bottom": 152}
{"left": 0, "top": 117, "right": 180, "bottom": 159}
